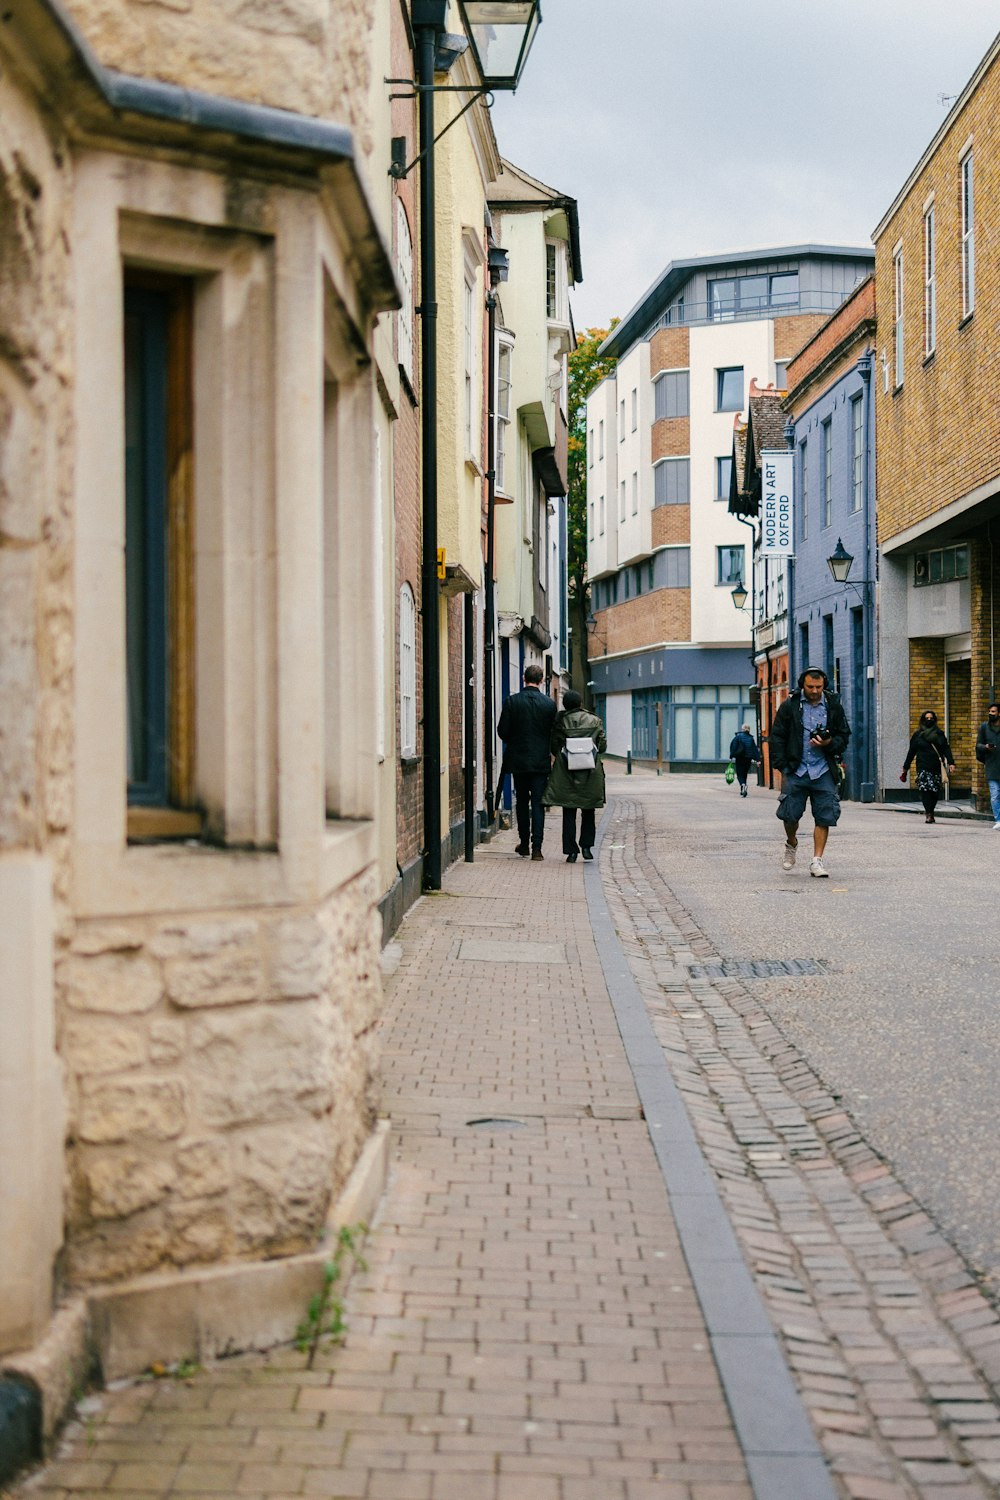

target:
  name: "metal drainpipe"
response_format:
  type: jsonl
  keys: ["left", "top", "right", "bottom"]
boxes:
{"left": 858, "top": 350, "right": 874, "bottom": 796}
{"left": 417, "top": 15, "right": 441, "bottom": 890}
{"left": 464, "top": 590, "right": 475, "bottom": 860}
{"left": 484, "top": 285, "right": 498, "bottom": 821}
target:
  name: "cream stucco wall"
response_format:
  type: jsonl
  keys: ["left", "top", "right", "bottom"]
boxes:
{"left": 587, "top": 377, "right": 619, "bottom": 580}
{"left": 688, "top": 320, "right": 773, "bottom": 645}
{"left": 615, "top": 343, "right": 651, "bottom": 568}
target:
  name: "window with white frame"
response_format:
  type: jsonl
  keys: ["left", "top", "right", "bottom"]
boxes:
{"left": 822, "top": 418, "right": 832, "bottom": 528}
{"left": 396, "top": 199, "right": 414, "bottom": 381}
{"left": 496, "top": 336, "right": 513, "bottom": 493}
{"left": 599, "top": 419, "right": 604, "bottom": 459}
{"left": 545, "top": 240, "right": 566, "bottom": 322}
{"left": 893, "top": 245, "right": 904, "bottom": 386}
{"left": 619, "top": 479, "right": 626, "bottom": 522}
{"left": 654, "top": 369, "right": 689, "bottom": 419}
{"left": 588, "top": 427, "right": 593, "bottom": 467}
{"left": 654, "top": 457, "right": 689, "bottom": 506}
{"left": 800, "top": 440, "right": 809, "bottom": 541}
{"left": 619, "top": 398, "right": 625, "bottom": 440}
{"left": 923, "top": 203, "right": 936, "bottom": 357}
{"left": 716, "top": 545, "right": 745, "bottom": 586}
{"left": 631, "top": 388, "right": 637, "bottom": 430}
{"left": 399, "top": 583, "right": 417, "bottom": 758}
{"left": 850, "top": 395, "right": 863, "bottom": 513}
{"left": 599, "top": 493, "right": 605, "bottom": 535}
{"left": 631, "top": 471, "right": 638, "bottom": 514}
{"left": 961, "top": 148, "right": 975, "bottom": 319}
{"left": 588, "top": 499, "right": 594, "bottom": 539}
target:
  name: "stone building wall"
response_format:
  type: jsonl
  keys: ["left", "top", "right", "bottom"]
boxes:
{"left": 59, "top": 873, "right": 381, "bottom": 1285}
{"left": 68, "top": 0, "right": 376, "bottom": 151}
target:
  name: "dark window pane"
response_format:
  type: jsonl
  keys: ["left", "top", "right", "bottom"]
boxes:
{"left": 770, "top": 271, "right": 799, "bottom": 305}
{"left": 717, "top": 367, "right": 744, "bottom": 411}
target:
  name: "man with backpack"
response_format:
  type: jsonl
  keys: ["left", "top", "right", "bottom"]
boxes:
{"left": 728, "top": 723, "right": 761, "bottom": 798}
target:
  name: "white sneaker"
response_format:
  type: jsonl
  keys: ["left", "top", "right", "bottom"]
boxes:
{"left": 782, "top": 842, "right": 797, "bottom": 870}
{"left": 993, "top": 822, "right": 1000, "bottom": 830}
{"left": 810, "top": 857, "right": 829, "bottom": 878}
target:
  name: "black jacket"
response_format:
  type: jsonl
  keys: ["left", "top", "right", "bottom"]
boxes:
{"left": 903, "top": 727, "right": 954, "bottom": 776}
{"left": 497, "top": 686, "right": 558, "bottom": 774}
{"left": 768, "top": 689, "right": 851, "bottom": 776}
{"left": 975, "top": 719, "right": 1000, "bottom": 777}
{"left": 729, "top": 730, "right": 760, "bottom": 763}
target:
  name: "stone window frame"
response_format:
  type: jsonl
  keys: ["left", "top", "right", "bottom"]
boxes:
{"left": 922, "top": 197, "right": 936, "bottom": 358}
{"left": 73, "top": 154, "right": 377, "bottom": 920}
{"left": 960, "top": 140, "right": 975, "bottom": 321}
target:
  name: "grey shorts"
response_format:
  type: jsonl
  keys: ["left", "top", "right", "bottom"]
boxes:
{"left": 776, "top": 769, "right": 841, "bottom": 828}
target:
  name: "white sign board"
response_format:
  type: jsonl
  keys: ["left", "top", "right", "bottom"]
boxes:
{"left": 760, "top": 449, "right": 794, "bottom": 557}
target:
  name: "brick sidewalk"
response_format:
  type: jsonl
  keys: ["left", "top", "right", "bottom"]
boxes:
{"left": 14, "top": 823, "right": 755, "bottom": 1500}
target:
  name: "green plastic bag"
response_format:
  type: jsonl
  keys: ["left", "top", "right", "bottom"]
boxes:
{"left": 724, "top": 761, "right": 736, "bottom": 785}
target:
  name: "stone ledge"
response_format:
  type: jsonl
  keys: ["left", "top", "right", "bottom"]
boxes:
{"left": 1, "top": 1119, "right": 390, "bottom": 1441}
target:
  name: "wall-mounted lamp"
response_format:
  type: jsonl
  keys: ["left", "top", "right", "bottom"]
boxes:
{"left": 458, "top": 0, "right": 541, "bottom": 90}
{"left": 827, "top": 538, "right": 854, "bottom": 584}
{"left": 730, "top": 578, "right": 749, "bottom": 611}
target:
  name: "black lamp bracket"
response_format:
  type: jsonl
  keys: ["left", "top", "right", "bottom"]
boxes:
{"left": 387, "top": 84, "right": 493, "bottom": 177}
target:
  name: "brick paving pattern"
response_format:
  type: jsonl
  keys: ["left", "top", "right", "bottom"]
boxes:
{"left": 12, "top": 830, "right": 753, "bottom": 1500}
{"left": 604, "top": 792, "right": 1000, "bottom": 1500}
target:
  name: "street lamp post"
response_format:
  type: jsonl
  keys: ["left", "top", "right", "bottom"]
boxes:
{"left": 402, "top": 0, "right": 540, "bottom": 890}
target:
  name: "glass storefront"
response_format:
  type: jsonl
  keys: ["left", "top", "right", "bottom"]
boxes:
{"left": 631, "top": 684, "right": 752, "bottom": 763}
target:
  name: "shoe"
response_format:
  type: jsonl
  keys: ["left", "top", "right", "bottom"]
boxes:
{"left": 810, "top": 857, "right": 828, "bottom": 878}
{"left": 782, "top": 842, "right": 797, "bottom": 871}
{"left": 515, "top": 843, "right": 529, "bottom": 857}
{"left": 740, "top": 784, "right": 747, "bottom": 797}
{"left": 925, "top": 814, "right": 935, "bottom": 824}
{"left": 993, "top": 822, "right": 1000, "bottom": 830}
{"left": 581, "top": 848, "right": 594, "bottom": 861}
{"left": 531, "top": 850, "right": 544, "bottom": 861}
{"left": 566, "top": 853, "right": 578, "bottom": 863}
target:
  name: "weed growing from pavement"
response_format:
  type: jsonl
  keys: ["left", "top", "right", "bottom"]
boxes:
{"left": 295, "top": 1224, "right": 368, "bottom": 1369}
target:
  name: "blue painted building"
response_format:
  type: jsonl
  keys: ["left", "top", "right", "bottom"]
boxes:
{"left": 783, "top": 277, "right": 877, "bottom": 798}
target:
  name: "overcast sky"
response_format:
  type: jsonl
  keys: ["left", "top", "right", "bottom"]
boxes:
{"left": 491, "top": 1, "right": 999, "bottom": 333}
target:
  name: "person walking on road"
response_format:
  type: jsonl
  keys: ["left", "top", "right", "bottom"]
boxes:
{"left": 728, "top": 723, "right": 761, "bottom": 798}
{"left": 768, "top": 667, "right": 851, "bottom": 879}
{"left": 975, "top": 701, "right": 1000, "bottom": 829}
{"left": 543, "top": 690, "right": 606, "bottom": 863}
{"left": 901, "top": 710, "right": 955, "bottom": 823}
{"left": 497, "top": 663, "right": 558, "bottom": 860}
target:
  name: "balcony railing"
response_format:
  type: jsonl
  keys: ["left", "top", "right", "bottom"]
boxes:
{"left": 648, "top": 290, "right": 855, "bottom": 334}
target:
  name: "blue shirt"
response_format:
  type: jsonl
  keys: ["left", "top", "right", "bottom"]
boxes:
{"left": 796, "top": 700, "right": 830, "bottom": 780}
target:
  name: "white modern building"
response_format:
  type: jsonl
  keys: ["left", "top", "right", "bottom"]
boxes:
{"left": 586, "top": 245, "right": 874, "bottom": 765}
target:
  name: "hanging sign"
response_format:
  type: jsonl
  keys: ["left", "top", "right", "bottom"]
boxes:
{"left": 760, "top": 449, "right": 794, "bottom": 557}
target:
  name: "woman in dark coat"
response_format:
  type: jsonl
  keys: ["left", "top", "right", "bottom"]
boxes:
{"left": 900, "top": 710, "right": 956, "bottom": 823}
{"left": 543, "top": 690, "right": 606, "bottom": 862}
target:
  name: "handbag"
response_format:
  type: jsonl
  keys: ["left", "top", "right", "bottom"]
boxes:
{"left": 563, "top": 735, "right": 597, "bottom": 771}
{"left": 724, "top": 760, "right": 736, "bottom": 785}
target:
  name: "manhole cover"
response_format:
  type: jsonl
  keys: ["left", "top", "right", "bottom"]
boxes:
{"left": 465, "top": 1117, "right": 527, "bottom": 1130}
{"left": 688, "top": 958, "right": 833, "bottom": 979}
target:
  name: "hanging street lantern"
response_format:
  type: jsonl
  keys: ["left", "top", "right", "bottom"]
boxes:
{"left": 457, "top": 0, "right": 541, "bottom": 90}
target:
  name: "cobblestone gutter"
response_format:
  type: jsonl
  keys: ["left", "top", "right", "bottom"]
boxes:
{"left": 600, "top": 796, "right": 1000, "bottom": 1500}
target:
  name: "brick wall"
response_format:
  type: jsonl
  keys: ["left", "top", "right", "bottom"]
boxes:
{"left": 593, "top": 588, "right": 691, "bottom": 655}
{"left": 785, "top": 278, "right": 876, "bottom": 397}
{"left": 876, "top": 49, "right": 1000, "bottom": 543}
{"left": 774, "top": 313, "right": 829, "bottom": 361}
{"left": 652, "top": 417, "right": 690, "bottom": 462}
{"left": 650, "top": 327, "right": 689, "bottom": 372}
{"left": 652, "top": 505, "right": 690, "bottom": 546}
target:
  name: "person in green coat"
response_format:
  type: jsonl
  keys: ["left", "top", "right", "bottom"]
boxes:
{"left": 543, "top": 690, "right": 607, "bottom": 863}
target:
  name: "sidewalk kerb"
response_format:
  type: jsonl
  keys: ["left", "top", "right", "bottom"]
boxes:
{"left": 586, "top": 800, "right": 839, "bottom": 1500}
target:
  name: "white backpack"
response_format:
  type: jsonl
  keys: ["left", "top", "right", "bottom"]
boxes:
{"left": 563, "top": 735, "right": 597, "bottom": 771}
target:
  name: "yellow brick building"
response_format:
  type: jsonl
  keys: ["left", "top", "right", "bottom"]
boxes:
{"left": 874, "top": 30, "right": 1000, "bottom": 805}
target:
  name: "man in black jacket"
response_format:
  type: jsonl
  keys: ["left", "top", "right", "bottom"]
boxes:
{"left": 497, "top": 664, "right": 558, "bottom": 860}
{"left": 768, "top": 667, "right": 851, "bottom": 878}
{"left": 975, "top": 701, "right": 1000, "bottom": 828}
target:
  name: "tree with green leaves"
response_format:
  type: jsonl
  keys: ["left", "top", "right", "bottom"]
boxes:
{"left": 567, "top": 321, "right": 618, "bottom": 699}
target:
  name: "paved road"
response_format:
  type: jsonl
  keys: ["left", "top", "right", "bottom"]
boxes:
{"left": 611, "top": 766, "right": 1000, "bottom": 1291}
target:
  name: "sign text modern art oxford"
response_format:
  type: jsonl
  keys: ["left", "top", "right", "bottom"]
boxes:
{"left": 760, "top": 449, "right": 794, "bottom": 557}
